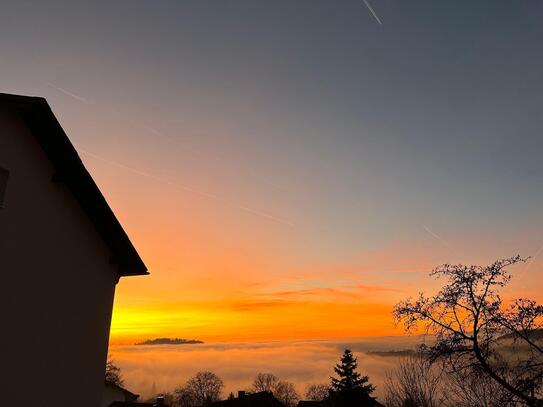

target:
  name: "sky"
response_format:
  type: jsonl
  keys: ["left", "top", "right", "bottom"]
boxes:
{"left": 1, "top": 1, "right": 543, "bottom": 345}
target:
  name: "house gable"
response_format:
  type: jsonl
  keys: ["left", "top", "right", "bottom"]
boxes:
{"left": 0, "top": 93, "right": 147, "bottom": 277}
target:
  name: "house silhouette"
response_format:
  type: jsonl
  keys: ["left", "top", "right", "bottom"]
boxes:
{"left": 103, "top": 380, "right": 140, "bottom": 407}
{"left": 211, "top": 391, "right": 285, "bottom": 407}
{"left": 0, "top": 93, "right": 148, "bottom": 407}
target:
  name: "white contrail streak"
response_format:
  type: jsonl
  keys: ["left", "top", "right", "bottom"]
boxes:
{"left": 77, "top": 148, "right": 294, "bottom": 227}
{"left": 43, "top": 80, "right": 289, "bottom": 199}
{"left": 42, "top": 81, "right": 90, "bottom": 103}
{"left": 422, "top": 225, "right": 451, "bottom": 248}
{"left": 523, "top": 243, "right": 543, "bottom": 272}
{"left": 362, "top": 0, "right": 383, "bottom": 25}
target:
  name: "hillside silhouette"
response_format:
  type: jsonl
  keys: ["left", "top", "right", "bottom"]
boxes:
{"left": 136, "top": 338, "right": 204, "bottom": 346}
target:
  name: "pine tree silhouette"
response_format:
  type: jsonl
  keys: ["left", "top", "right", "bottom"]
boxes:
{"left": 330, "top": 349, "right": 375, "bottom": 394}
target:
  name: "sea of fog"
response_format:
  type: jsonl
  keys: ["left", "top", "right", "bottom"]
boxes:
{"left": 109, "top": 336, "right": 427, "bottom": 400}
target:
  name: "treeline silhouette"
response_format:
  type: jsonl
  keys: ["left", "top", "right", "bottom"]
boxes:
{"left": 138, "top": 349, "right": 382, "bottom": 407}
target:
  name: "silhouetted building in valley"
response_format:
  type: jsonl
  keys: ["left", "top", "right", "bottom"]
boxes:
{"left": 211, "top": 391, "right": 285, "bottom": 407}
{"left": 0, "top": 93, "right": 148, "bottom": 407}
{"left": 103, "top": 380, "right": 140, "bottom": 407}
{"left": 298, "top": 402, "right": 322, "bottom": 407}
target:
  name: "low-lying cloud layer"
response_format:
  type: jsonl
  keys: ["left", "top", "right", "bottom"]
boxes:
{"left": 110, "top": 336, "right": 425, "bottom": 400}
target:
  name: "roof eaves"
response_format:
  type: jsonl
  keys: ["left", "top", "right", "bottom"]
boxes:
{"left": 0, "top": 93, "right": 148, "bottom": 277}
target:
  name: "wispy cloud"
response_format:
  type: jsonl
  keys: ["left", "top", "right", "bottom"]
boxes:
{"left": 260, "top": 283, "right": 404, "bottom": 302}
{"left": 362, "top": 0, "right": 383, "bottom": 25}
{"left": 78, "top": 148, "right": 294, "bottom": 227}
{"left": 228, "top": 299, "right": 296, "bottom": 312}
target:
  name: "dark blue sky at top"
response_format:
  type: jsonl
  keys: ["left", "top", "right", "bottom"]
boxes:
{"left": 1, "top": 0, "right": 543, "bottom": 262}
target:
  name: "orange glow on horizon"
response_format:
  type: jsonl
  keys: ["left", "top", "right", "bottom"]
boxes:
{"left": 89, "top": 152, "right": 543, "bottom": 346}
{"left": 109, "top": 298, "right": 402, "bottom": 345}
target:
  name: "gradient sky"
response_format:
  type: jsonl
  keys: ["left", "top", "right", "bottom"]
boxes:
{"left": 2, "top": 1, "right": 543, "bottom": 343}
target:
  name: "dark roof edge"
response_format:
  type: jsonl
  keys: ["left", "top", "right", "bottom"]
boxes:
{"left": 0, "top": 92, "right": 148, "bottom": 277}
{"left": 105, "top": 380, "right": 140, "bottom": 398}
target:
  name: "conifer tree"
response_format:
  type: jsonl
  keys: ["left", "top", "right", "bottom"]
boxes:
{"left": 330, "top": 349, "right": 375, "bottom": 394}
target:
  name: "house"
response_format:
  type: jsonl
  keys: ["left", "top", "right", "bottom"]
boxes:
{"left": 297, "top": 402, "right": 322, "bottom": 407}
{"left": 103, "top": 380, "right": 140, "bottom": 407}
{"left": 0, "top": 93, "right": 148, "bottom": 407}
{"left": 211, "top": 391, "right": 285, "bottom": 407}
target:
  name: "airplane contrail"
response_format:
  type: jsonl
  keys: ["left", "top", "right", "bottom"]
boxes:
{"left": 44, "top": 80, "right": 289, "bottom": 195}
{"left": 422, "top": 225, "right": 451, "bottom": 248}
{"left": 523, "top": 243, "right": 543, "bottom": 272}
{"left": 42, "top": 81, "right": 90, "bottom": 103}
{"left": 362, "top": 0, "right": 383, "bottom": 25}
{"left": 77, "top": 147, "right": 295, "bottom": 227}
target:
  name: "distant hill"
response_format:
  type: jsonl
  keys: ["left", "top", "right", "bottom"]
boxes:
{"left": 366, "top": 349, "right": 415, "bottom": 357}
{"left": 498, "top": 328, "right": 543, "bottom": 341}
{"left": 135, "top": 338, "right": 203, "bottom": 345}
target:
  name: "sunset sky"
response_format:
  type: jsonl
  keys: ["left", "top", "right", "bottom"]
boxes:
{"left": 2, "top": 1, "right": 543, "bottom": 345}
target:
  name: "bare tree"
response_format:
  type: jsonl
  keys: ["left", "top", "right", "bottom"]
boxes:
{"left": 274, "top": 381, "right": 300, "bottom": 407}
{"left": 175, "top": 386, "right": 197, "bottom": 407}
{"left": 305, "top": 383, "right": 331, "bottom": 401}
{"left": 445, "top": 366, "right": 516, "bottom": 407}
{"left": 105, "top": 358, "right": 124, "bottom": 386}
{"left": 393, "top": 256, "right": 543, "bottom": 407}
{"left": 174, "top": 371, "right": 224, "bottom": 407}
{"left": 251, "top": 373, "right": 299, "bottom": 407}
{"left": 252, "top": 373, "right": 279, "bottom": 392}
{"left": 384, "top": 354, "right": 445, "bottom": 407}
{"left": 384, "top": 354, "right": 517, "bottom": 407}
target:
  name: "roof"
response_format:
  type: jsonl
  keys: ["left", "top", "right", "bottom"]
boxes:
{"left": 105, "top": 380, "right": 140, "bottom": 401}
{"left": 211, "top": 392, "right": 285, "bottom": 407}
{"left": 297, "top": 402, "right": 323, "bottom": 407}
{"left": 322, "top": 389, "right": 385, "bottom": 407}
{"left": 0, "top": 93, "right": 148, "bottom": 276}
